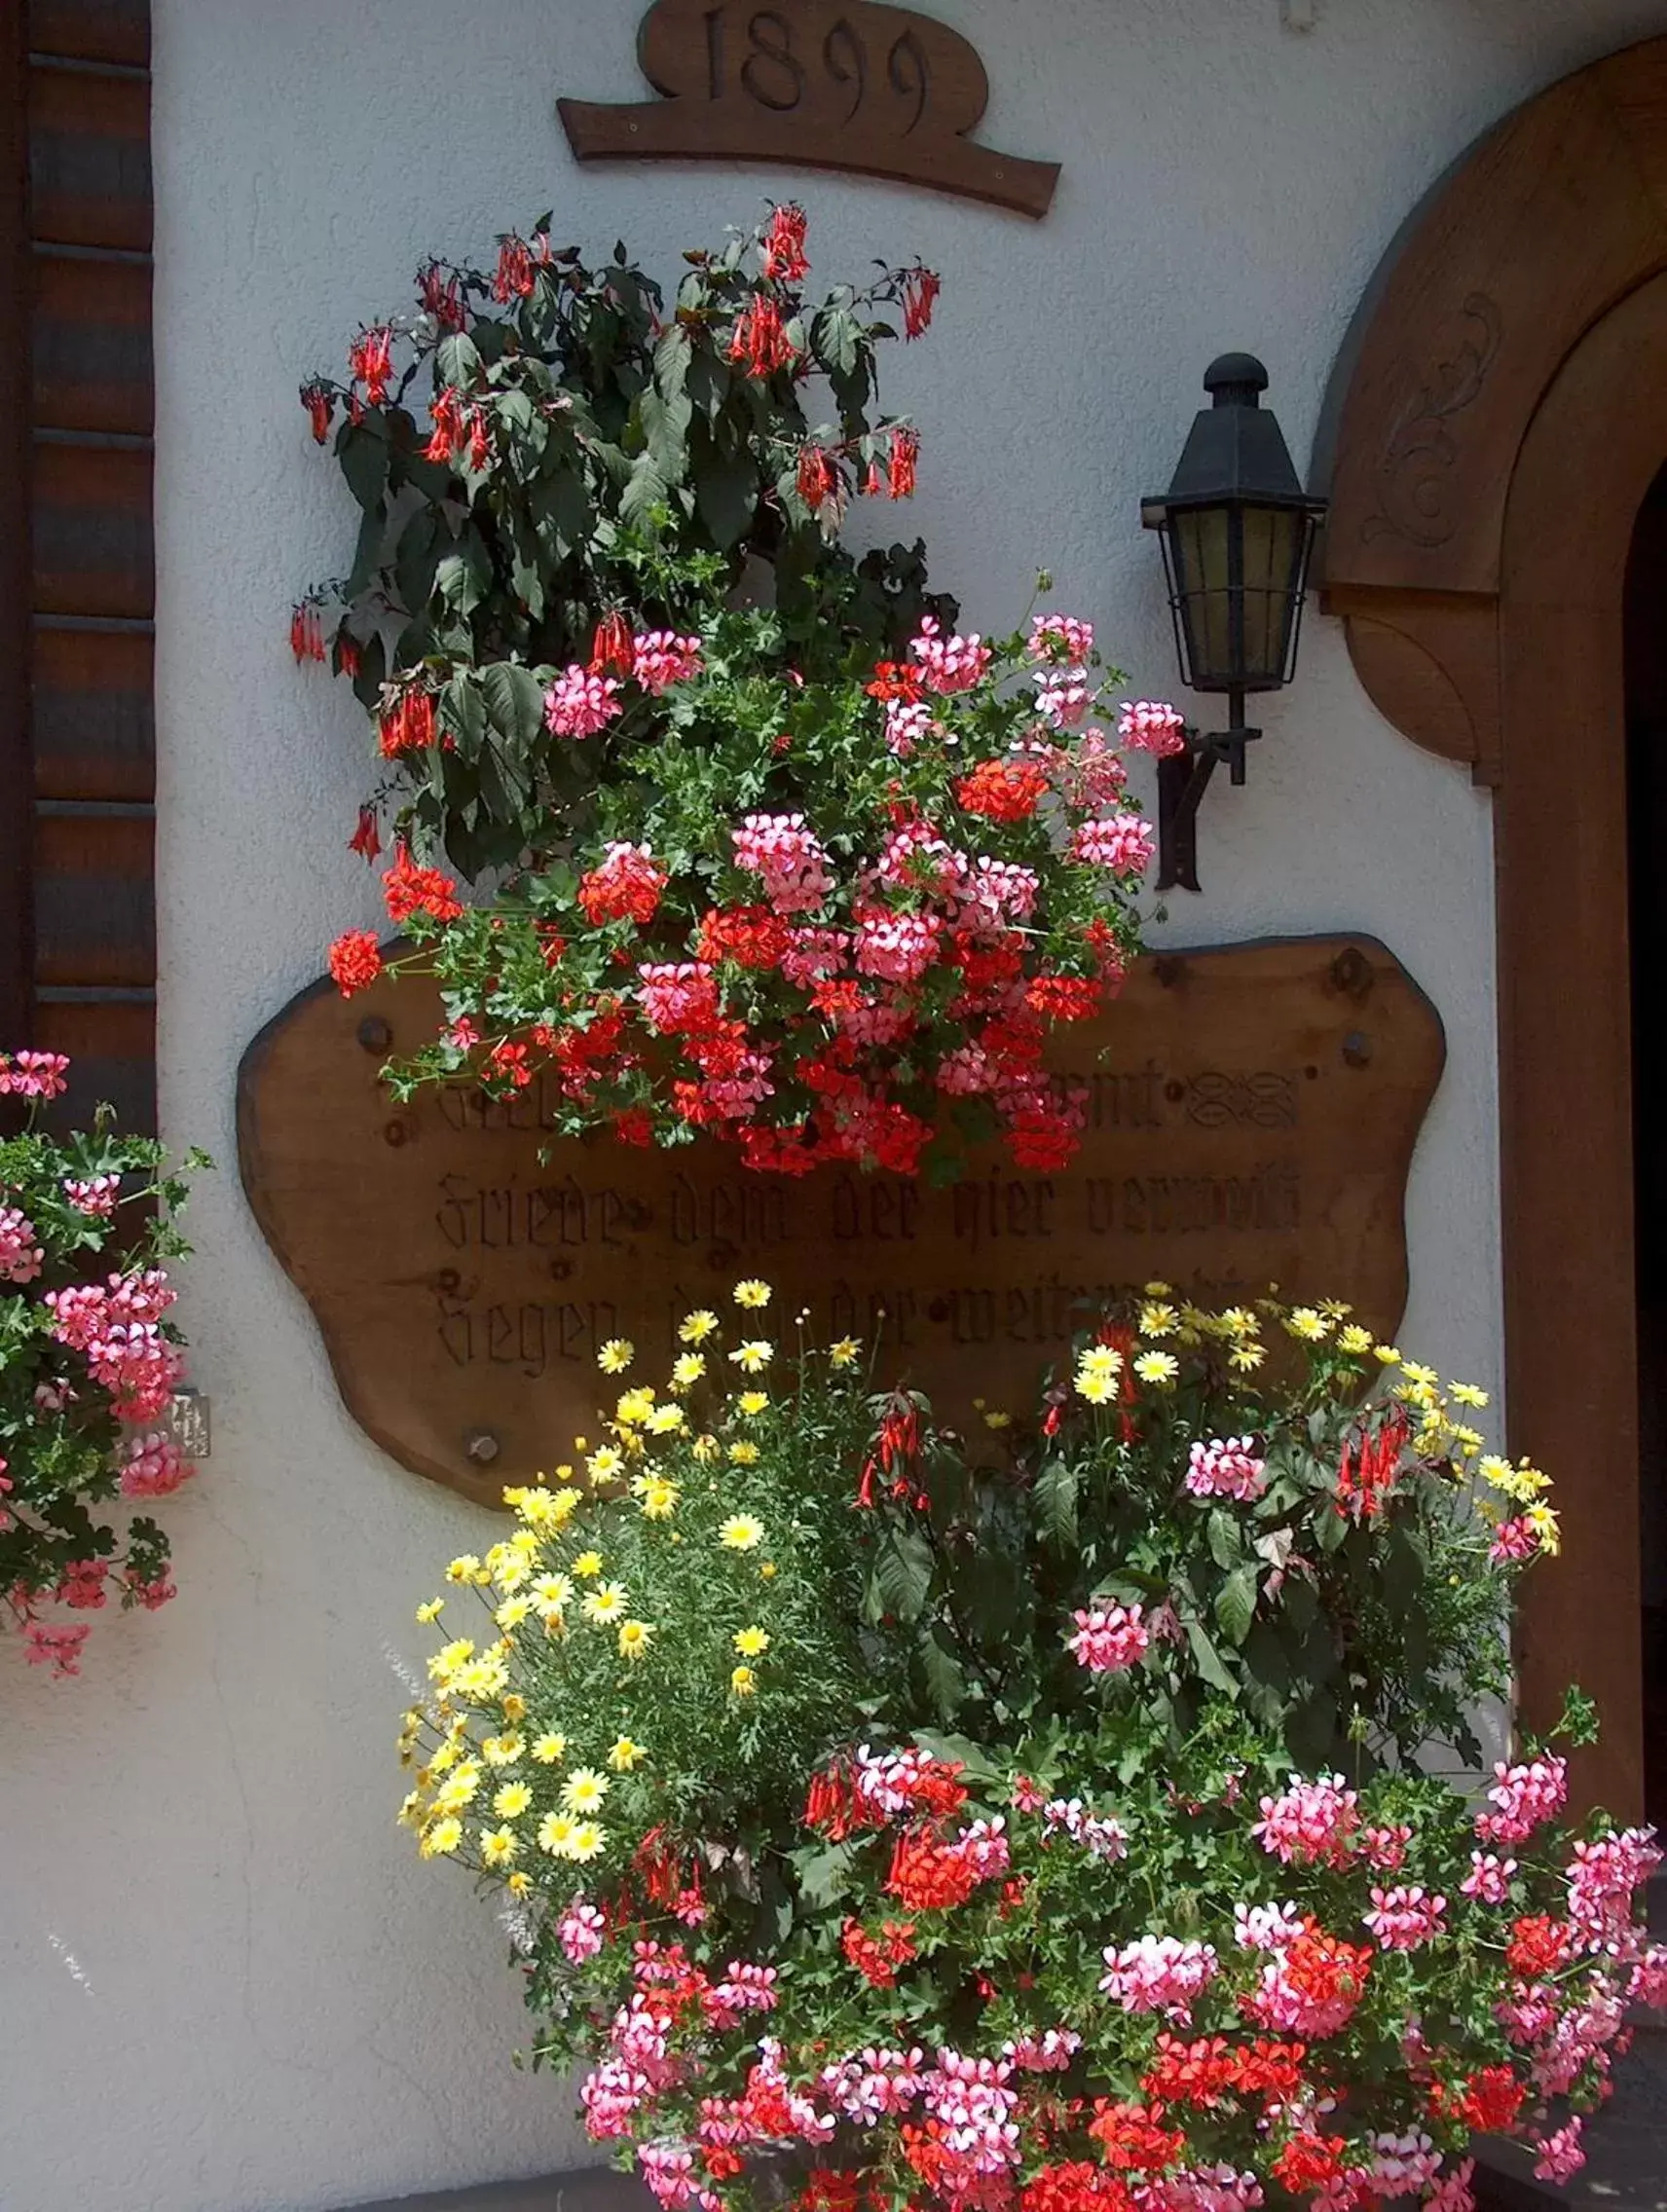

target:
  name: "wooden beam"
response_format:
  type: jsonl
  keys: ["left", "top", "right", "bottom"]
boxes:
{"left": 0, "top": 2, "right": 33, "bottom": 1041}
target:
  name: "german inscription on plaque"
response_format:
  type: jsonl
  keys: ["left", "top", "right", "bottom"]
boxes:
{"left": 238, "top": 937, "right": 1444, "bottom": 1508}
{"left": 558, "top": 1, "right": 1062, "bottom": 220}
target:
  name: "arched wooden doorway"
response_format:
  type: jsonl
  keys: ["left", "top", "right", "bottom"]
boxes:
{"left": 1322, "top": 37, "right": 1667, "bottom": 1820}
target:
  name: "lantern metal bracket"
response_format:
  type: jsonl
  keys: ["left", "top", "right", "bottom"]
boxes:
{"left": 1156, "top": 695, "right": 1259, "bottom": 895}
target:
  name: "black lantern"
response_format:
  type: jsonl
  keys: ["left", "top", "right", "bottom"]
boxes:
{"left": 1141, "top": 353, "right": 1327, "bottom": 892}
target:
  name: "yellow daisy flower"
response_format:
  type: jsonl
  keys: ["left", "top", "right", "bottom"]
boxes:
{"left": 415, "top": 1598, "right": 445, "bottom": 1624}
{"left": 608, "top": 1736, "right": 648, "bottom": 1772}
{"left": 1075, "top": 1372, "right": 1118, "bottom": 1407}
{"left": 727, "top": 1441, "right": 760, "bottom": 1465}
{"left": 759, "top": 1561, "right": 777, "bottom": 1580}
{"left": 427, "top": 1637, "right": 475, "bottom": 1682}
{"left": 692, "top": 1434, "right": 719, "bottom": 1463}
{"left": 733, "top": 1626, "right": 770, "bottom": 1657}
{"left": 494, "top": 1782, "right": 533, "bottom": 1819}
{"left": 482, "top": 1733, "right": 524, "bottom": 1767}
{"left": 421, "top": 1816, "right": 463, "bottom": 1859}
{"left": 671, "top": 1353, "right": 707, "bottom": 1391}
{"left": 830, "top": 1338, "right": 862, "bottom": 1368}
{"left": 736, "top": 1391, "right": 770, "bottom": 1418}
{"left": 1139, "top": 1302, "right": 1178, "bottom": 1338}
{"left": 582, "top": 1581, "right": 628, "bottom": 1625}
{"left": 1285, "top": 1308, "right": 1331, "bottom": 1343}
{"left": 1338, "top": 1324, "right": 1374, "bottom": 1355}
{"left": 586, "top": 1446, "right": 625, "bottom": 1483}
{"left": 729, "top": 1341, "right": 773, "bottom": 1374}
{"left": 647, "top": 1404, "right": 686, "bottom": 1435}
{"left": 1229, "top": 1345, "right": 1267, "bottom": 1373}
{"left": 638, "top": 1478, "right": 680, "bottom": 1520}
{"left": 983, "top": 1410, "right": 1012, "bottom": 1431}
{"left": 495, "top": 1596, "right": 533, "bottom": 1631}
{"left": 567, "top": 1821, "right": 607, "bottom": 1862}
{"left": 733, "top": 1279, "right": 772, "bottom": 1309}
{"left": 573, "top": 1551, "right": 605, "bottom": 1579}
{"left": 537, "top": 1810, "right": 578, "bottom": 1856}
{"left": 720, "top": 1514, "right": 764, "bottom": 1551}
{"left": 597, "top": 1338, "right": 635, "bottom": 1374}
{"left": 505, "top": 1870, "right": 533, "bottom": 1899}
{"left": 562, "top": 1767, "right": 610, "bottom": 1813}
{"left": 1399, "top": 1360, "right": 1439, "bottom": 1388}
{"left": 445, "top": 1554, "right": 484, "bottom": 1585}
{"left": 617, "top": 1618, "right": 654, "bottom": 1661}
{"left": 1450, "top": 1381, "right": 1489, "bottom": 1408}
{"left": 615, "top": 1387, "right": 656, "bottom": 1427}
{"left": 531, "top": 1572, "right": 573, "bottom": 1621}
{"left": 730, "top": 1666, "right": 759, "bottom": 1698}
{"left": 532, "top": 1732, "right": 568, "bottom": 1765}
{"left": 1132, "top": 1350, "right": 1179, "bottom": 1386}
{"left": 479, "top": 1825, "right": 521, "bottom": 1868}
{"left": 680, "top": 1309, "right": 720, "bottom": 1345}
{"left": 1078, "top": 1346, "right": 1123, "bottom": 1382}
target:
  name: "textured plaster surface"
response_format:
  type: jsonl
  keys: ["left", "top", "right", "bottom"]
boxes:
{"left": 5, "top": 2, "right": 1667, "bottom": 2208}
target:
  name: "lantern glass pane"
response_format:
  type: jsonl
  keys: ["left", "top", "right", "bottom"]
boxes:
{"left": 1169, "top": 505, "right": 1234, "bottom": 687}
{"left": 1239, "top": 503, "right": 1307, "bottom": 684}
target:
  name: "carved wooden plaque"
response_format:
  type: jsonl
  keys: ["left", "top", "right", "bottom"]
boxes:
{"left": 558, "top": 0, "right": 1061, "bottom": 220}
{"left": 238, "top": 937, "right": 1443, "bottom": 1508}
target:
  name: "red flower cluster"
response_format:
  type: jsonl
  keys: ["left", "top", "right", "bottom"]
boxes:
{"left": 377, "top": 685, "right": 437, "bottom": 758}
{"left": 382, "top": 846, "right": 463, "bottom": 926}
{"left": 841, "top": 1916, "right": 918, "bottom": 1988}
{"left": 958, "top": 757, "right": 1051, "bottom": 823}
{"left": 1337, "top": 1406, "right": 1409, "bottom": 1520}
{"left": 328, "top": 930, "right": 383, "bottom": 997}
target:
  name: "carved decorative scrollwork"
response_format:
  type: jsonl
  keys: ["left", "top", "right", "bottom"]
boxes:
{"left": 1361, "top": 294, "right": 1503, "bottom": 549}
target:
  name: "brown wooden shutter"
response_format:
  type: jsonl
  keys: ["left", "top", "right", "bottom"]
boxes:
{"left": 8, "top": 0, "right": 156, "bottom": 1131}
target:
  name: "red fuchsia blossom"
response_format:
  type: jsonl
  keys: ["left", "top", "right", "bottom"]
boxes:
{"left": 1336, "top": 1405, "right": 1408, "bottom": 1520}
{"left": 1362, "top": 1884, "right": 1449, "bottom": 1950}
{"left": 728, "top": 295, "right": 796, "bottom": 378}
{"left": 1070, "top": 815, "right": 1156, "bottom": 873}
{"left": 0, "top": 1051, "right": 70, "bottom": 1099}
{"left": 910, "top": 615, "right": 992, "bottom": 695}
{"left": 901, "top": 264, "right": 941, "bottom": 340}
{"left": 299, "top": 378, "right": 335, "bottom": 444}
{"left": 632, "top": 631, "right": 703, "bottom": 695}
{"left": 289, "top": 601, "right": 325, "bottom": 663}
{"left": 545, "top": 664, "right": 623, "bottom": 739}
{"left": 383, "top": 847, "right": 463, "bottom": 925}
{"left": 1185, "top": 1436, "right": 1267, "bottom": 1501}
{"left": 377, "top": 684, "right": 437, "bottom": 757}
{"left": 888, "top": 426, "right": 920, "bottom": 500}
{"left": 417, "top": 259, "right": 466, "bottom": 331}
{"left": 328, "top": 931, "right": 384, "bottom": 997}
{"left": 589, "top": 610, "right": 636, "bottom": 677}
{"left": 1118, "top": 699, "right": 1188, "bottom": 756}
{"left": 493, "top": 230, "right": 549, "bottom": 302}
{"left": 349, "top": 805, "right": 382, "bottom": 865}
{"left": 578, "top": 843, "right": 668, "bottom": 928}
{"left": 796, "top": 444, "right": 837, "bottom": 513}
{"left": 424, "top": 385, "right": 466, "bottom": 463}
{"left": 760, "top": 203, "right": 810, "bottom": 281}
{"left": 1066, "top": 1602, "right": 1149, "bottom": 1674}
{"left": 348, "top": 325, "right": 394, "bottom": 406}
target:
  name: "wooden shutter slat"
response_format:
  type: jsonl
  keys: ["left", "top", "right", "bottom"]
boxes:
{"left": 33, "top": 622, "right": 153, "bottom": 800}
{"left": 31, "top": 437, "right": 153, "bottom": 616}
{"left": 32, "top": 250, "right": 152, "bottom": 433}
{"left": 27, "top": 64, "right": 150, "bottom": 251}
{"left": 28, "top": 2, "right": 151, "bottom": 68}
{"left": 34, "top": 995, "right": 156, "bottom": 1133}
{"left": 33, "top": 807, "right": 156, "bottom": 986}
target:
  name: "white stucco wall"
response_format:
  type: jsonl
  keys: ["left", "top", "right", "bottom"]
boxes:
{"left": 6, "top": 3, "right": 1667, "bottom": 2208}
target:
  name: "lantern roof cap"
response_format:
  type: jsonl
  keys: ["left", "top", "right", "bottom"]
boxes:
{"left": 1142, "top": 351, "right": 1327, "bottom": 521}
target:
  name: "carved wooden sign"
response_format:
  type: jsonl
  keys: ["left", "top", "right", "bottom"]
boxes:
{"left": 558, "top": 0, "right": 1061, "bottom": 220}
{"left": 238, "top": 937, "right": 1443, "bottom": 1509}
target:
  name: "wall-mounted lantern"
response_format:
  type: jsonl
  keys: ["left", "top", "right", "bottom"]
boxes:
{"left": 1141, "top": 353, "right": 1327, "bottom": 893}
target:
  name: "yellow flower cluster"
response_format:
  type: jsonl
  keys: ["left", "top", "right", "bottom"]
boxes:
{"left": 400, "top": 1279, "right": 836, "bottom": 1886}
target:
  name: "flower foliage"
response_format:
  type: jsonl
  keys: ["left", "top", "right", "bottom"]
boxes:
{"left": 297, "top": 206, "right": 956, "bottom": 879}
{"left": 399, "top": 1288, "right": 1642, "bottom": 2206}
{"left": 311, "top": 208, "right": 1172, "bottom": 1179}
{"left": 0, "top": 1054, "right": 208, "bottom": 1676}
{"left": 337, "top": 602, "right": 1164, "bottom": 1179}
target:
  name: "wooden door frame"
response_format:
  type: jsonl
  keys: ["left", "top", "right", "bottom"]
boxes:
{"left": 1319, "top": 34, "right": 1667, "bottom": 1816}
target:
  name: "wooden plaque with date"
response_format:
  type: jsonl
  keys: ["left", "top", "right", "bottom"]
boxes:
{"left": 238, "top": 937, "right": 1443, "bottom": 1508}
{"left": 559, "top": 0, "right": 1061, "bottom": 219}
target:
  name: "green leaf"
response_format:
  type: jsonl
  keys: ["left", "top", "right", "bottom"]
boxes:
{"left": 873, "top": 1526, "right": 933, "bottom": 1626}
{"left": 921, "top": 1629, "right": 965, "bottom": 1724}
{"left": 1205, "top": 1508, "right": 1242, "bottom": 1571}
{"left": 338, "top": 424, "right": 389, "bottom": 511}
{"left": 619, "top": 451, "right": 671, "bottom": 533}
{"left": 439, "top": 675, "right": 487, "bottom": 756}
{"left": 1185, "top": 1617, "right": 1238, "bottom": 1696}
{"left": 794, "top": 1841, "right": 856, "bottom": 1909}
{"left": 691, "top": 445, "right": 758, "bottom": 549}
{"left": 1214, "top": 1564, "right": 1258, "bottom": 1647}
{"left": 1033, "top": 1457, "right": 1079, "bottom": 1553}
{"left": 480, "top": 662, "right": 546, "bottom": 750}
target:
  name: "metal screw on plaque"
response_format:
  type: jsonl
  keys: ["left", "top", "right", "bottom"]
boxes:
{"left": 464, "top": 1429, "right": 500, "bottom": 1465}
{"left": 1342, "top": 1031, "right": 1373, "bottom": 1068}
{"left": 164, "top": 1387, "right": 212, "bottom": 1460}
{"left": 357, "top": 1015, "right": 392, "bottom": 1053}
{"left": 384, "top": 1119, "right": 410, "bottom": 1147}
{"left": 1330, "top": 947, "right": 1374, "bottom": 1002}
